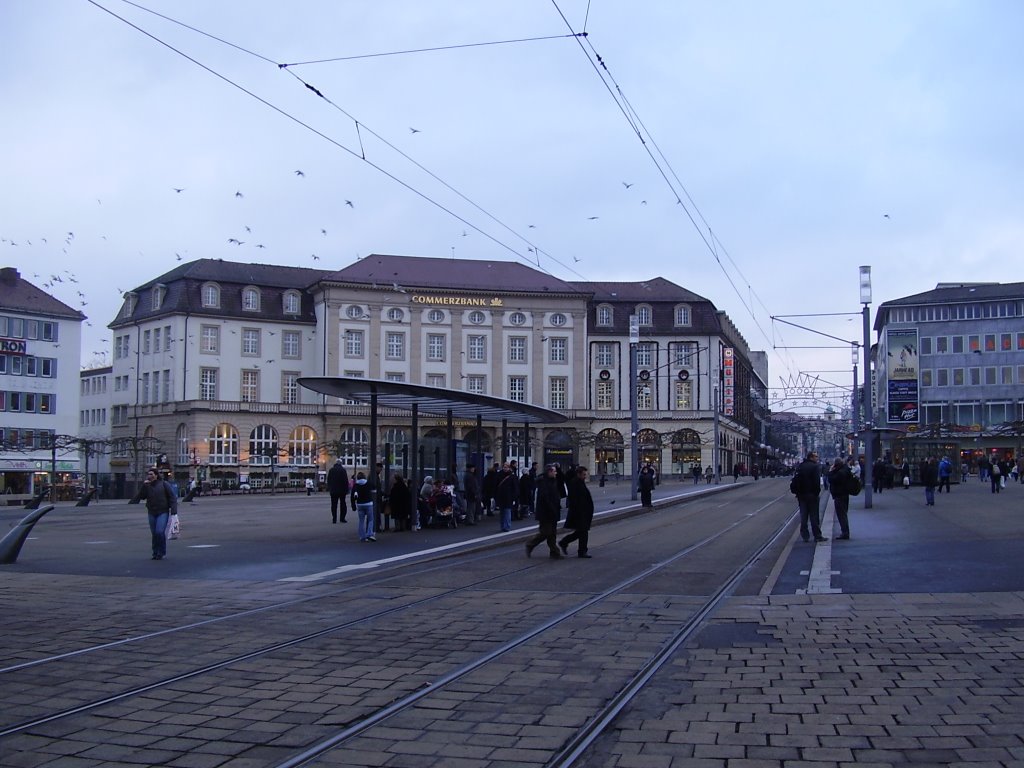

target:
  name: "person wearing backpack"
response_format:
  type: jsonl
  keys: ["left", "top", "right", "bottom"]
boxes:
{"left": 937, "top": 456, "right": 952, "bottom": 493}
{"left": 990, "top": 459, "right": 1002, "bottom": 494}
{"left": 132, "top": 467, "right": 177, "bottom": 560}
{"left": 827, "top": 458, "right": 854, "bottom": 540}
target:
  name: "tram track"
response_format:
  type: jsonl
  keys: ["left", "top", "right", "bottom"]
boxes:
{"left": 1, "top": 485, "right": 798, "bottom": 767}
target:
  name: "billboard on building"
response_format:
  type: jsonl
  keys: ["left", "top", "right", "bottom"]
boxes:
{"left": 886, "top": 328, "right": 919, "bottom": 424}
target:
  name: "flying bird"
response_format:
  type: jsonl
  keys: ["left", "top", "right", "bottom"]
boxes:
{"left": 227, "top": 238, "right": 244, "bottom": 245}
{"left": 640, "top": 200, "right": 648, "bottom": 205}
{"left": 528, "top": 224, "right": 536, "bottom": 228}
{"left": 345, "top": 200, "right": 354, "bottom": 208}
{"left": 234, "top": 191, "right": 244, "bottom": 198}
{"left": 255, "top": 244, "right": 266, "bottom": 249}
{"left": 573, "top": 256, "right": 581, "bottom": 262}
{"left": 622, "top": 182, "right": 633, "bottom": 188}
{"left": 244, "top": 226, "right": 251, "bottom": 233}
{"left": 311, "top": 254, "right": 320, "bottom": 260}
{"left": 176, "top": 253, "right": 183, "bottom": 260}
{"left": 321, "top": 228, "right": 328, "bottom": 235}
{"left": 883, "top": 214, "right": 891, "bottom": 219}
{"left": 587, "top": 216, "right": 599, "bottom": 220}
{"left": 409, "top": 126, "right": 421, "bottom": 133}
{"left": 294, "top": 170, "right": 304, "bottom": 177}
{"left": 173, "top": 187, "right": 185, "bottom": 193}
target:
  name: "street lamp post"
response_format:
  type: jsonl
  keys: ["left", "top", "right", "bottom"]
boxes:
{"left": 629, "top": 314, "right": 639, "bottom": 502}
{"left": 860, "top": 265, "right": 874, "bottom": 509}
{"left": 851, "top": 343, "right": 859, "bottom": 458}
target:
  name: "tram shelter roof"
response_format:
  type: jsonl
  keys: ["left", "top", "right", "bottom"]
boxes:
{"left": 298, "top": 376, "right": 568, "bottom": 424}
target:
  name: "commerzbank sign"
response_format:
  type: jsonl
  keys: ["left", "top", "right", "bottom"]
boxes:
{"left": 411, "top": 295, "right": 504, "bottom": 307}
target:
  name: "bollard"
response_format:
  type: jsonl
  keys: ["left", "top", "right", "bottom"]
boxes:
{"left": 0, "top": 505, "right": 56, "bottom": 564}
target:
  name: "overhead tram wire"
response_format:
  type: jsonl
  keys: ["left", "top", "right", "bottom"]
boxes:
{"left": 93, "top": 0, "right": 590, "bottom": 285}
{"left": 548, "top": 0, "right": 805, "bottom": 382}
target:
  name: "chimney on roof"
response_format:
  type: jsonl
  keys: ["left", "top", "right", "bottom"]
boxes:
{"left": 0, "top": 267, "right": 20, "bottom": 286}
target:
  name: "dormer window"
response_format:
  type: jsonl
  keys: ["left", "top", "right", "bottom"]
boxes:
{"left": 201, "top": 283, "right": 220, "bottom": 308}
{"left": 596, "top": 304, "right": 613, "bottom": 326}
{"left": 242, "top": 286, "right": 261, "bottom": 312}
{"left": 152, "top": 284, "right": 167, "bottom": 311}
{"left": 283, "top": 291, "right": 301, "bottom": 315}
{"left": 122, "top": 292, "right": 138, "bottom": 318}
{"left": 636, "top": 304, "right": 652, "bottom": 326}
{"left": 674, "top": 304, "right": 692, "bottom": 327}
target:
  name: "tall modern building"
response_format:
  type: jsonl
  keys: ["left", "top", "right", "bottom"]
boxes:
{"left": 873, "top": 281, "right": 1024, "bottom": 475}
{"left": 0, "top": 267, "right": 85, "bottom": 500}
{"left": 105, "top": 255, "right": 763, "bottom": 495}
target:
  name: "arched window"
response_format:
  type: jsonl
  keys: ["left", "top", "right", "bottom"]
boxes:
{"left": 636, "top": 304, "right": 653, "bottom": 326}
{"left": 462, "top": 428, "right": 492, "bottom": 454}
{"left": 674, "top": 304, "right": 692, "bottom": 327}
{"left": 596, "top": 304, "right": 613, "bottom": 326}
{"left": 176, "top": 423, "right": 190, "bottom": 465}
{"left": 381, "top": 428, "right": 409, "bottom": 471}
{"left": 339, "top": 427, "right": 369, "bottom": 469}
{"left": 637, "top": 428, "right": 661, "bottom": 448}
{"left": 674, "top": 428, "right": 702, "bottom": 448}
{"left": 209, "top": 423, "right": 239, "bottom": 464}
{"left": 201, "top": 283, "right": 220, "bottom": 308}
{"left": 283, "top": 290, "right": 301, "bottom": 315}
{"left": 288, "top": 425, "right": 318, "bottom": 466}
{"left": 248, "top": 424, "right": 278, "bottom": 465}
{"left": 543, "top": 429, "right": 574, "bottom": 467}
{"left": 242, "top": 286, "right": 261, "bottom": 312}
{"left": 595, "top": 428, "right": 624, "bottom": 474}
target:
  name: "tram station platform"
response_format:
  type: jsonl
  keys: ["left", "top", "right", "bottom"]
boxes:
{"left": 2, "top": 474, "right": 1023, "bottom": 766}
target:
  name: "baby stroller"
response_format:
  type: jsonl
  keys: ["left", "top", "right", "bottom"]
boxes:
{"left": 427, "top": 486, "right": 457, "bottom": 528}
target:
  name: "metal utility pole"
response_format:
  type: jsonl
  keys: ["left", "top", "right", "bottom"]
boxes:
{"left": 629, "top": 314, "right": 639, "bottom": 501}
{"left": 860, "top": 266, "right": 874, "bottom": 509}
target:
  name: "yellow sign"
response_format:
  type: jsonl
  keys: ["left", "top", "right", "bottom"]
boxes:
{"left": 411, "top": 295, "right": 503, "bottom": 307}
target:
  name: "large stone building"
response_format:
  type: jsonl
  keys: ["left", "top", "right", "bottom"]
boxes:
{"left": 105, "top": 255, "right": 763, "bottom": 494}
{"left": 873, "top": 281, "right": 1024, "bottom": 476}
{"left": 0, "top": 267, "right": 85, "bottom": 500}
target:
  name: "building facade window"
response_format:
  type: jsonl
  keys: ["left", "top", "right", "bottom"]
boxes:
{"left": 142, "top": 330, "right": 151, "bottom": 354}
{"left": 242, "top": 287, "right": 260, "bottom": 311}
{"left": 202, "top": 283, "right": 220, "bottom": 308}
{"left": 467, "top": 335, "right": 486, "bottom": 362}
{"left": 674, "top": 305, "right": 691, "bottom": 326}
{"left": 426, "top": 333, "right": 446, "bottom": 361}
{"left": 636, "top": 342, "right": 653, "bottom": 367}
{"left": 549, "top": 377, "right": 567, "bottom": 409}
{"left": 426, "top": 373, "right": 446, "bottom": 388}
{"left": 386, "top": 331, "right": 405, "bottom": 360}
{"left": 283, "top": 291, "right": 301, "bottom": 314}
{"left": 508, "top": 375, "right": 526, "bottom": 402}
{"left": 248, "top": 424, "right": 277, "bottom": 465}
{"left": 282, "top": 372, "right": 299, "bottom": 404}
{"left": 344, "top": 329, "right": 363, "bottom": 357}
{"left": 282, "top": 330, "right": 300, "bottom": 358}
{"left": 241, "top": 329, "right": 260, "bottom": 356}
{"left": 465, "top": 375, "right": 486, "bottom": 394}
{"left": 346, "top": 305, "right": 365, "bottom": 319}
{"left": 200, "top": 325, "right": 219, "bottom": 354}
{"left": 200, "top": 368, "right": 218, "bottom": 400}
{"left": 208, "top": 423, "right": 239, "bottom": 464}
{"left": 548, "top": 337, "right": 567, "bottom": 363}
{"left": 509, "top": 336, "right": 527, "bottom": 363}
{"left": 596, "top": 305, "right": 613, "bottom": 326}
{"left": 637, "top": 382, "right": 653, "bottom": 409}
{"left": 596, "top": 380, "right": 613, "bottom": 409}
{"left": 550, "top": 312, "right": 567, "bottom": 327}
{"left": 508, "top": 311, "right": 527, "bottom": 326}
{"left": 241, "top": 370, "right": 259, "bottom": 402}
{"left": 339, "top": 428, "right": 368, "bottom": 469}
{"left": 288, "top": 426, "right": 318, "bottom": 466}
{"left": 595, "top": 343, "right": 614, "bottom": 367}
{"left": 636, "top": 305, "right": 652, "bottom": 325}
{"left": 387, "top": 307, "right": 404, "bottom": 322}
{"left": 675, "top": 380, "right": 693, "bottom": 409}
{"left": 467, "top": 310, "right": 486, "bottom": 324}
{"left": 427, "top": 308, "right": 445, "bottom": 323}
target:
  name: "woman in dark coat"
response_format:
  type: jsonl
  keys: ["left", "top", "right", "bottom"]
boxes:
{"left": 387, "top": 473, "right": 413, "bottom": 531}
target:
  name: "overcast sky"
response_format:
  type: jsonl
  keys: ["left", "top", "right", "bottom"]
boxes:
{"left": 2, "top": 0, "right": 1022, "bottom": 414}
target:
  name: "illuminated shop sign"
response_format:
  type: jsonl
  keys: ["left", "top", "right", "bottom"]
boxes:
{"left": 722, "top": 347, "right": 735, "bottom": 417}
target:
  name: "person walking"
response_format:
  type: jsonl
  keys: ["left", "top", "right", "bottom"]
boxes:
{"left": 827, "top": 458, "right": 853, "bottom": 540}
{"left": 792, "top": 451, "right": 826, "bottom": 543}
{"left": 704, "top": 465, "right": 714, "bottom": 484}
{"left": 518, "top": 468, "right": 536, "bottom": 519}
{"left": 692, "top": 464, "right": 702, "bottom": 485}
{"left": 526, "top": 464, "right": 563, "bottom": 559}
{"left": 132, "top": 467, "right": 177, "bottom": 560}
{"left": 990, "top": 459, "right": 1003, "bottom": 493}
{"left": 922, "top": 456, "right": 938, "bottom": 505}
{"left": 304, "top": 477, "right": 314, "bottom": 496}
{"left": 559, "top": 465, "right": 594, "bottom": 558}
{"left": 937, "top": 456, "right": 952, "bottom": 493}
{"left": 350, "top": 471, "right": 376, "bottom": 541}
{"left": 462, "top": 463, "right": 481, "bottom": 525}
{"left": 326, "top": 459, "right": 349, "bottom": 524}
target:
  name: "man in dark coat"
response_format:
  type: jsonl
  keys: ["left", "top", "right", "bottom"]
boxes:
{"left": 637, "top": 464, "right": 655, "bottom": 507}
{"left": 462, "top": 463, "right": 481, "bottom": 525}
{"left": 559, "top": 465, "right": 595, "bottom": 558}
{"left": 526, "top": 464, "right": 563, "bottom": 559}
{"left": 793, "top": 451, "right": 826, "bottom": 542}
{"left": 326, "top": 459, "right": 349, "bottom": 524}
{"left": 482, "top": 462, "right": 500, "bottom": 516}
{"left": 494, "top": 463, "right": 518, "bottom": 532}
{"left": 827, "top": 458, "right": 853, "bottom": 540}
{"left": 922, "top": 456, "right": 938, "bottom": 505}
